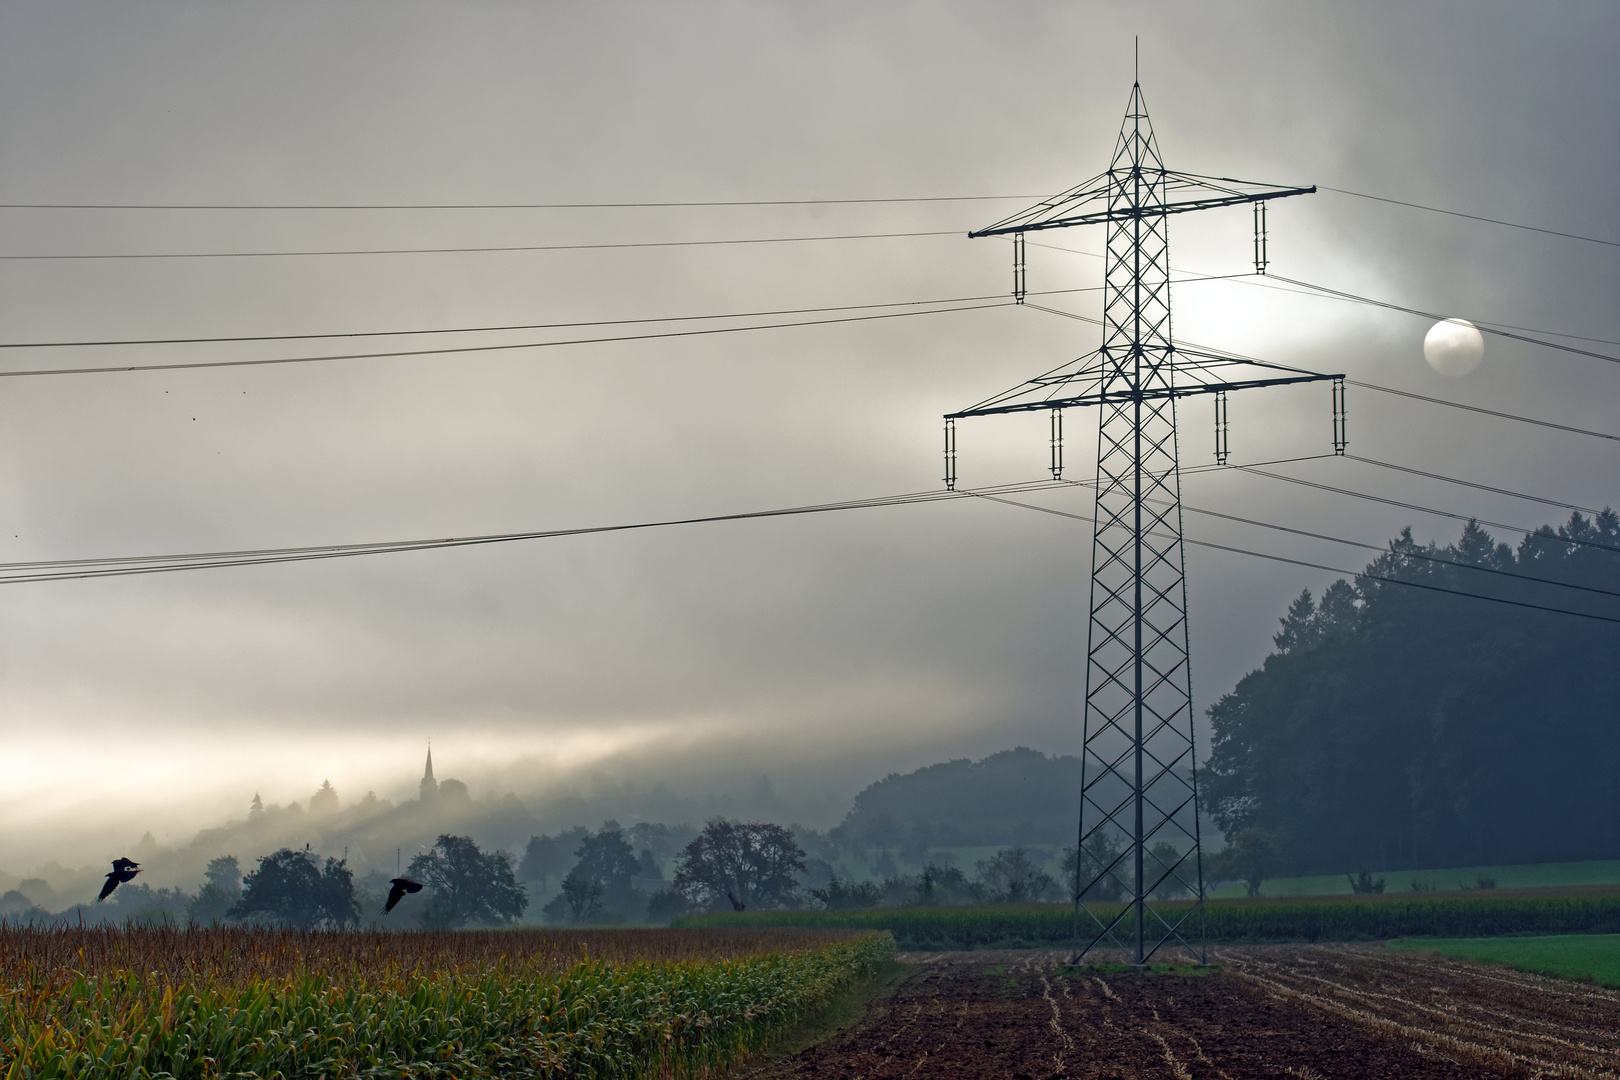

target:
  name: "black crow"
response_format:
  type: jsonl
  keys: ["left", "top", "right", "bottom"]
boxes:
{"left": 726, "top": 891, "right": 746, "bottom": 912}
{"left": 384, "top": 877, "right": 424, "bottom": 913}
{"left": 97, "top": 857, "right": 141, "bottom": 901}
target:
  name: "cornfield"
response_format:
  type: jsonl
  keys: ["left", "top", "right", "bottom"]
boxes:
{"left": 0, "top": 926, "right": 893, "bottom": 1078}
{"left": 678, "top": 889, "right": 1620, "bottom": 948}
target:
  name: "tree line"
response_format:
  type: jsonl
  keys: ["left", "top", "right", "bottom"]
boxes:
{"left": 524, "top": 818, "right": 1195, "bottom": 922}
{"left": 5, "top": 821, "right": 1204, "bottom": 929}
{"left": 204, "top": 835, "right": 526, "bottom": 929}
{"left": 1204, "top": 513, "right": 1620, "bottom": 884}
{"left": 1, "top": 835, "right": 526, "bottom": 930}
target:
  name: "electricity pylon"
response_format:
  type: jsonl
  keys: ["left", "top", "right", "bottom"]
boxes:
{"left": 946, "top": 79, "right": 1345, "bottom": 965}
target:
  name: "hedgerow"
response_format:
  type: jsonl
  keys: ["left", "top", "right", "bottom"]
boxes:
{"left": 678, "top": 891, "right": 1620, "bottom": 948}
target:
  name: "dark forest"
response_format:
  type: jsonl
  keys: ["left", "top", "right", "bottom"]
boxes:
{"left": 1204, "top": 512, "right": 1620, "bottom": 875}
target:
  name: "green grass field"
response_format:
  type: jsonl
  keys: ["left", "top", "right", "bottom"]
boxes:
{"left": 1387, "top": 933, "right": 1620, "bottom": 988}
{"left": 679, "top": 888, "right": 1620, "bottom": 948}
{"left": 844, "top": 850, "right": 1620, "bottom": 903}
{"left": 1210, "top": 859, "right": 1620, "bottom": 899}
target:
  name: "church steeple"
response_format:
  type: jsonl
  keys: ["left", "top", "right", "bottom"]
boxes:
{"left": 420, "top": 743, "right": 438, "bottom": 801}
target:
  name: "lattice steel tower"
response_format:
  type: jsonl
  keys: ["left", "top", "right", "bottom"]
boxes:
{"left": 946, "top": 78, "right": 1344, "bottom": 964}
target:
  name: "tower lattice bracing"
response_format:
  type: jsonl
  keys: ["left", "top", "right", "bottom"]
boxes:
{"left": 1086, "top": 85, "right": 1200, "bottom": 964}
{"left": 948, "top": 79, "right": 1343, "bottom": 965}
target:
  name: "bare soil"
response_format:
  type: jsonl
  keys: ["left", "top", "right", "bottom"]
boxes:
{"left": 740, "top": 944, "right": 1620, "bottom": 1079}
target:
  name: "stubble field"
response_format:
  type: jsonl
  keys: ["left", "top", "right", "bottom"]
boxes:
{"left": 744, "top": 944, "right": 1620, "bottom": 1079}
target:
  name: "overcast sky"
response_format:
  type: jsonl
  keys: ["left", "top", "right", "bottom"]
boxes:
{"left": 1, "top": 1, "right": 1616, "bottom": 868}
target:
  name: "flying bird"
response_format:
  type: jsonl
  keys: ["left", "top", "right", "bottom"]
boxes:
{"left": 97, "top": 857, "right": 141, "bottom": 901}
{"left": 384, "top": 877, "right": 424, "bottom": 913}
{"left": 726, "top": 891, "right": 746, "bottom": 912}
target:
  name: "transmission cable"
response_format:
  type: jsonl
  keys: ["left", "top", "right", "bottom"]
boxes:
{"left": 1025, "top": 234, "right": 1620, "bottom": 350}
{"left": 0, "top": 300, "right": 1012, "bottom": 379}
{"left": 1195, "top": 272, "right": 1620, "bottom": 348}
{"left": 1347, "top": 381, "right": 1620, "bottom": 444}
{"left": 1266, "top": 275, "right": 1620, "bottom": 366}
{"left": 0, "top": 289, "right": 1098, "bottom": 350}
{"left": 0, "top": 229, "right": 961, "bottom": 262}
{"left": 1046, "top": 477, "right": 1620, "bottom": 600}
{"left": 4, "top": 467, "right": 1616, "bottom": 627}
{"left": 1170, "top": 499, "right": 1620, "bottom": 601}
{"left": 1230, "top": 464, "right": 1618, "bottom": 556}
{"left": 974, "top": 493, "right": 1620, "bottom": 626}
{"left": 4, "top": 185, "right": 1611, "bottom": 253}
{"left": 0, "top": 455, "right": 1405, "bottom": 577}
{"left": 1018, "top": 300, "right": 1620, "bottom": 447}
{"left": 1345, "top": 454, "right": 1600, "bottom": 516}
{"left": 0, "top": 195, "right": 1040, "bottom": 210}
{"left": 0, "top": 453, "right": 1329, "bottom": 576}
{"left": 1320, "top": 187, "right": 1620, "bottom": 250}
{"left": 0, "top": 287, "right": 1091, "bottom": 351}
{"left": 1174, "top": 332, "right": 1620, "bottom": 444}
{"left": 0, "top": 478, "right": 1072, "bottom": 583}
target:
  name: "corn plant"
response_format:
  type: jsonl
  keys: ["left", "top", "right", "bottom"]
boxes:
{"left": 0, "top": 926, "right": 893, "bottom": 1079}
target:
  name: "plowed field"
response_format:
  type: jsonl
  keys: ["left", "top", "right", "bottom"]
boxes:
{"left": 741, "top": 944, "right": 1620, "bottom": 1079}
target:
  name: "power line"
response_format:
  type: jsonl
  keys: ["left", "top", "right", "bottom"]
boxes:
{"left": 1231, "top": 463, "right": 1525, "bottom": 535}
{"left": 1047, "top": 473, "right": 1620, "bottom": 599}
{"left": 1021, "top": 299, "right": 1620, "bottom": 447}
{"left": 1172, "top": 498, "right": 1620, "bottom": 601}
{"left": 1051, "top": 305, "right": 1620, "bottom": 446}
{"left": 0, "top": 229, "right": 960, "bottom": 262}
{"left": 1179, "top": 321, "right": 1620, "bottom": 443}
{"left": 1321, "top": 186, "right": 1620, "bottom": 250}
{"left": 1160, "top": 328, "right": 1620, "bottom": 445}
{"left": 1012, "top": 302, "right": 1618, "bottom": 570}
{"left": 1183, "top": 452, "right": 1339, "bottom": 477}
{"left": 3, "top": 185, "right": 1610, "bottom": 257}
{"left": 1348, "top": 381, "right": 1620, "bottom": 444}
{"left": 976, "top": 493, "right": 1620, "bottom": 625}
{"left": 0, "top": 195, "right": 1040, "bottom": 211}
{"left": 1267, "top": 275, "right": 1620, "bottom": 366}
{"left": 0, "top": 453, "right": 1329, "bottom": 576}
{"left": 0, "top": 478, "right": 1072, "bottom": 583}
{"left": 1087, "top": 452, "right": 1613, "bottom": 553}
{"left": 1029, "top": 237, "right": 1620, "bottom": 349}
{"left": 0, "top": 300, "right": 1012, "bottom": 379}
{"left": 1199, "top": 273, "right": 1620, "bottom": 348}
{"left": 5, "top": 461, "right": 1615, "bottom": 624}
{"left": 1020, "top": 472, "right": 1620, "bottom": 600}
{"left": 0, "top": 290, "right": 1069, "bottom": 350}
{"left": 1230, "top": 463, "right": 1619, "bottom": 556}
{"left": 1346, "top": 454, "right": 1601, "bottom": 515}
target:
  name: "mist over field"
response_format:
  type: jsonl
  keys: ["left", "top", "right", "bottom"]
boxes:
{"left": 0, "top": 2, "right": 1616, "bottom": 883}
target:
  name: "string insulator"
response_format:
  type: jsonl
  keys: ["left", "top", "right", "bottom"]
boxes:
{"left": 1332, "top": 377, "right": 1347, "bottom": 455}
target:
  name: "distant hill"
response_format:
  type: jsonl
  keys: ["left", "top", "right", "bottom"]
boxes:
{"left": 11, "top": 747, "right": 1096, "bottom": 911}
{"left": 836, "top": 747, "right": 1081, "bottom": 848}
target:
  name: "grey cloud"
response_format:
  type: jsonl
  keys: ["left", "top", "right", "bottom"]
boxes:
{"left": 0, "top": 1, "right": 1614, "bottom": 866}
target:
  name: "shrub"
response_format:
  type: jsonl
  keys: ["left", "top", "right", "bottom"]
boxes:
{"left": 811, "top": 875, "right": 883, "bottom": 911}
